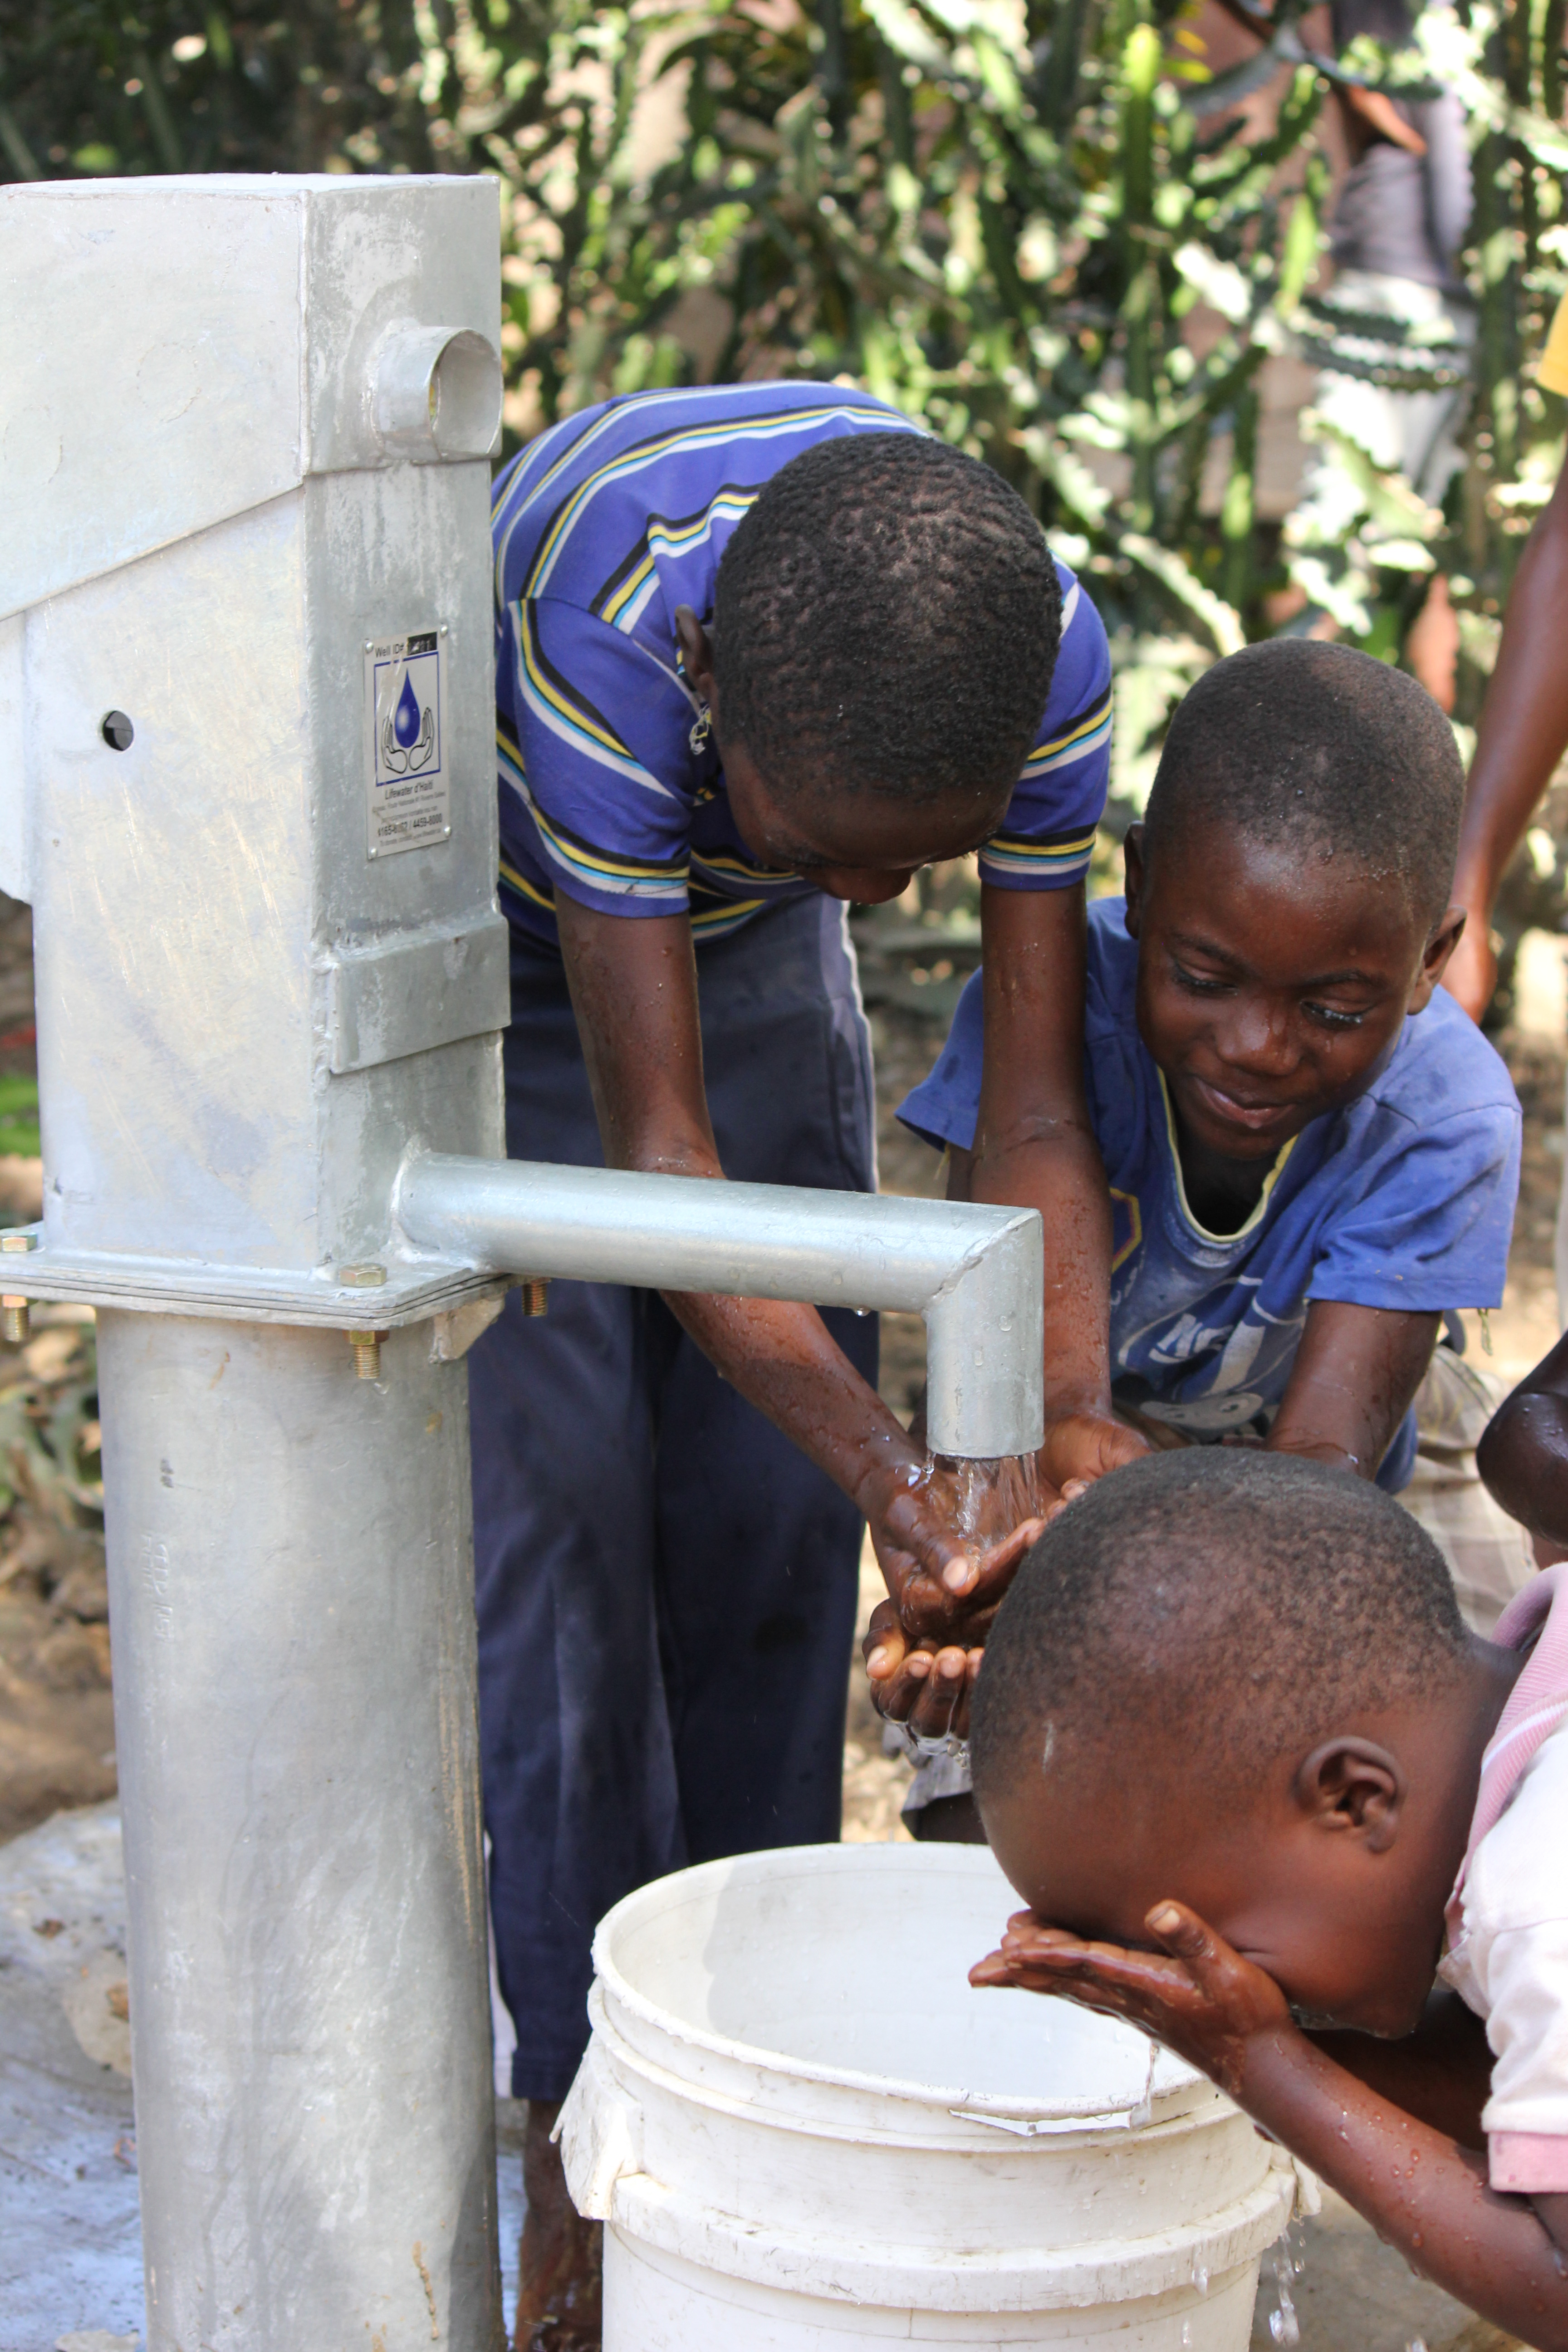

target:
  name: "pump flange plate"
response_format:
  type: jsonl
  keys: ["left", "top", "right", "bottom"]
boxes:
{"left": 0, "top": 1231, "right": 510, "bottom": 1329}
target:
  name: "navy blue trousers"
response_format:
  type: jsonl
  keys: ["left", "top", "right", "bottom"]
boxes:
{"left": 470, "top": 897, "right": 879, "bottom": 2100}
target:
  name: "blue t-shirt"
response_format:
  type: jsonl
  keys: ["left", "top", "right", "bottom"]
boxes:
{"left": 491, "top": 383, "right": 1112, "bottom": 951}
{"left": 898, "top": 898, "right": 1522, "bottom": 1490}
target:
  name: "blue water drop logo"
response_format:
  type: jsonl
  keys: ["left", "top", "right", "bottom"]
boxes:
{"left": 394, "top": 669, "right": 422, "bottom": 750}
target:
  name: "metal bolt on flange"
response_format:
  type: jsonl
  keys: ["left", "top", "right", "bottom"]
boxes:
{"left": 1, "top": 1295, "right": 31, "bottom": 1345}
{"left": 521, "top": 1279, "right": 549, "bottom": 1318}
{"left": 348, "top": 1329, "right": 387, "bottom": 1380}
{"left": 339, "top": 1262, "right": 387, "bottom": 1289}
{"left": 1, "top": 1230, "right": 39, "bottom": 1253}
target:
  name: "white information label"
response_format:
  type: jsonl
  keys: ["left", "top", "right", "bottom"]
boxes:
{"left": 364, "top": 627, "right": 449, "bottom": 859}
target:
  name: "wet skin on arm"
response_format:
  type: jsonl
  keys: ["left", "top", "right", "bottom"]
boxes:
{"left": 864, "top": 815, "right": 1467, "bottom": 1734}
{"left": 970, "top": 1640, "right": 1568, "bottom": 2351}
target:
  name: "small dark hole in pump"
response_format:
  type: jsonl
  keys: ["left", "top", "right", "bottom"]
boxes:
{"left": 101, "top": 710, "right": 134, "bottom": 752}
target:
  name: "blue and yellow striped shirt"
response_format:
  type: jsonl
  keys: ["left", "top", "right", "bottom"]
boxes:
{"left": 492, "top": 383, "right": 1112, "bottom": 950}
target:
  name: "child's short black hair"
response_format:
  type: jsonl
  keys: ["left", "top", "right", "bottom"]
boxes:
{"left": 712, "top": 433, "right": 1062, "bottom": 806}
{"left": 1144, "top": 639, "right": 1463, "bottom": 923}
{"left": 970, "top": 1450, "right": 1469, "bottom": 1808}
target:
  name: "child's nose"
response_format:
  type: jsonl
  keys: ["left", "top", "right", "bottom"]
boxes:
{"left": 1220, "top": 997, "right": 1297, "bottom": 1076}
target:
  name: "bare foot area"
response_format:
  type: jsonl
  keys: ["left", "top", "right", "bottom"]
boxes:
{"left": 514, "top": 2100, "right": 603, "bottom": 2352}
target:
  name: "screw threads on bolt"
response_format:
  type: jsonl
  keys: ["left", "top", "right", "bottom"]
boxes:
{"left": 521, "top": 1279, "right": 549, "bottom": 1318}
{"left": 2, "top": 1296, "right": 30, "bottom": 1345}
{"left": 348, "top": 1330, "right": 385, "bottom": 1380}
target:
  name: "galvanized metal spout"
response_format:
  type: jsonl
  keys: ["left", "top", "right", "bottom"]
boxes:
{"left": 396, "top": 1153, "right": 1045, "bottom": 1461}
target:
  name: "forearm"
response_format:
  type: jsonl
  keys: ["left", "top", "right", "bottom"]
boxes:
{"left": 1239, "top": 2025, "right": 1568, "bottom": 2346}
{"left": 586, "top": 1053, "right": 923, "bottom": 1512}
{"left": 1267, "top": 1304, "right": 1438, "bottom": 1480}
{"left": 665, "top": 1287, "right": 921, "bottom": 1507}
{"left": 1455, "top": 481, "right": 1568, "bottom": 925}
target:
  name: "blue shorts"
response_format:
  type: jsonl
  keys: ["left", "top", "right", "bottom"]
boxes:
{"left": 470, "top": 897, "right": 878, "bottom": 2100}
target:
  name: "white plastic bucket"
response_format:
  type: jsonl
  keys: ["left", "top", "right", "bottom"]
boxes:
{"left": 558, "top": 1844, "right": 1298, "bottom": 2348}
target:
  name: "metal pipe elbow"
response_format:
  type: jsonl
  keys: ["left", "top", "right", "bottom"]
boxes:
{"left": 394, "top": 1153, "right": 1044, "bottom": 1461}
{"left": 923, "top": 1209, "right": 1044, "bottom": 1461}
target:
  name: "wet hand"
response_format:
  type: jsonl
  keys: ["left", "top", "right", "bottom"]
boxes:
{"left": 861, "top": 1450, "right": 1098, "bottom": 1723}
{"left": 862, "top": 1598, "right": 985, "bottom": 1738}
{"left": 969, "top": 1901, "right": 1293, "bottom": 2100}
{"left": 859, "top": 1456, "right": 1051, "bottom": 1648}
{"left": 1038, "top": 1411, "right": 1150, "bottom": 1494}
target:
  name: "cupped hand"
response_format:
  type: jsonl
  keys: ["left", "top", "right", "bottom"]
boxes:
{"left": 969, "top": 1901, "right": 1292, "bottom": 2100}
{"left": 860, "top": 1455, "right": 1050, "bottom": 1650}
{"left": 863, "top": 1441, "right": 1111, "bottom": 1725}
{"left": 862, "top": 1598, "right": 984, "bottom": 1740}
{"left": 1037, "top": 1411, "right": 1151, "bottom": 1494}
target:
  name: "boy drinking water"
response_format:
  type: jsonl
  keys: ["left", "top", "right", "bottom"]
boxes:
{"left": 969, "top": 1450, "right": 1568, "bottom": 2349}
{"left": 872, "top": 639, "right": 1525, "bottom": 1806}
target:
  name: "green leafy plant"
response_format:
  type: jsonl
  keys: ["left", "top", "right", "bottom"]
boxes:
{"left": 0, "top": 1075, "right": 41, "bottom": 1161}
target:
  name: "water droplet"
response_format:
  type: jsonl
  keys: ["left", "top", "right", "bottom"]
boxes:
{"left": 394, "top": 668, "right": 422, "bottom": 749}
{"left": 1181, "top": 2327, "right": 1192, "bottom": 2347}
{"left": 1267, "top": 2241, "right": 1301, "bottom": 2342}
{"left": 1191, "top": 2259, "right": 1209, "bottom": 2297}
{"left": 1406, "top": 2339, "right": 1429, "bottom": 2352}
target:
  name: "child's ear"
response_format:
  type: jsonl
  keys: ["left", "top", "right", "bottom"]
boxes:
{"left": 1124, "top": 824, "right": 1147, "bottom": 937}
{"left": 674, "top": 605, "right": 719, "bottom": 707}
{"left": 1293, "top": 1736, "right": 1406, "bottom": 1853}
{"left": 1406, "top": 904, "right": 1468, "bottom": 1013}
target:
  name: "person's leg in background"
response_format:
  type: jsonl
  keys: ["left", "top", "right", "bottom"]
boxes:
{"left": 1395, "top": 286, "right": 1476, "bottom": 712}
{"left": 1282, "top": 271, "right": 1475, "bottom": 710}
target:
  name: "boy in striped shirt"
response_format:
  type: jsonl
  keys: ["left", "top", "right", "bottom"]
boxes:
{"left": 476, "top": 386, "right": 1143, "bottom": 2336}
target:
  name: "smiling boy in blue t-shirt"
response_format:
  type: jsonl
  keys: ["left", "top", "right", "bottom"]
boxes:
{"left": 877, "top": 640, "right": 1524, "bottom": 1820}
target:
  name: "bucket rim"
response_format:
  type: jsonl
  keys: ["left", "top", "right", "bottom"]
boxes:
{"left": 589, "top": 1843, "right": 1205, "bottom": 2124}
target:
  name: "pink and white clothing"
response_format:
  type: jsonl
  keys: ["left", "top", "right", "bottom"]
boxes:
{"left": 1440, "top": 1563, "right": 1568, "bottom": 2194}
